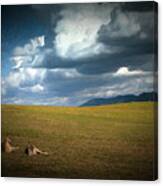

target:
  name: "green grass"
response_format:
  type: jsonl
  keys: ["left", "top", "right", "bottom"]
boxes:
{"left": 1, "top": 102, "right": 157, "bottom": 180}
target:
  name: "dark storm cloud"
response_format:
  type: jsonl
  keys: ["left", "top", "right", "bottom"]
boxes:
{"left": 2, "top": 2, "right": 157, "bottom": 106}
{"left": 30, "top": 2, "right": 156, "bottom": 75}
{"left": 42, "top": 67, "right": 153, "bottom": 98}
{"left": 34, "top": 50, "right": 154, "bottom": 75}
{"left": 76, "top": 54, "right": 154, "bottom": 75}
{"left": 121, "top": 1, "right": 157, "bottom": 12}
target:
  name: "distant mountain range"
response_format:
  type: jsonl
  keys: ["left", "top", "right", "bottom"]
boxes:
{"left": 81, "top": 92, "right": 158, "bottom": 107}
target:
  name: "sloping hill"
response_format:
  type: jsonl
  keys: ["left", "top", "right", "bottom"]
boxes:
{"left": 81, "top": 92, "right": 158, "bottom": 107}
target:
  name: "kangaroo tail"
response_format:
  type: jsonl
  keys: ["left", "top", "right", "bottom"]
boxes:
{"left": 36, "top": 148, "right": 49, "bottom": 156}
{"left": 41, "top": 151, "right": 49, "bottom": 156}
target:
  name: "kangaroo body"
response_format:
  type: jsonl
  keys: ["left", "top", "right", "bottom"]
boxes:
{"left": 2, "top": 137, "right": 19, "bottom": 153}
{"left": 25, "top": 144, "right": 48, "bottom": 156}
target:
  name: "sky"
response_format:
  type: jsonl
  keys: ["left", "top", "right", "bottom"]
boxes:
{"left": 1, "top": 2, "right": 157, "bottom": 106}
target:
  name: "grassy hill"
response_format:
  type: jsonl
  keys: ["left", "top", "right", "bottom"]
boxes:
{"left": 1, "top": 102, "right": 157, "bottom": 180}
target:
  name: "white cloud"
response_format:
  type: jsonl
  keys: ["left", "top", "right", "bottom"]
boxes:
{"left": 33, "top": 36, "right": 45, "bottom": 47}
{"left": 54, "top": 4, "right": 116, "bottom": 59}
{"left": 11, "top": 56, "right": 33, "bottom": 69}
{"left": 3, "top": 66, "right": 83, "bottom": 98}
{"left": 49, "top": 68, "right": 81, "bottom": 78}
{"left": 20, "top": 67, "right": 46, "bottom": 80}
{"left": 39, "top": 97, "right": 69, "bottom": 106}
{"left": 12, "top": 36, "right": 45, "bottom": 69}
{"left": 1, "top": 79, "right": 6, "bottom": 96}
{"left": 6, "top": 71, "right": 23, "bottom": 87}
{"left": 3, "top": 96, "right": 70, "bottom": 106}
{"left": 4, "top": 68, "right": 46, "bottom": 92}
{"left": 13, "top": 36, "right": 45, "bottom": 56}
{"left": 114, "top": 67, "right": 144, "bottom": 77}
{"left": 20, "top": 84, "right": 44, "bottom": 93}
{"left": 31, "top": 84, "right": 44, "bottom": 92}
{"left": 78, "top": 86, "right": 117, "bottom": 98}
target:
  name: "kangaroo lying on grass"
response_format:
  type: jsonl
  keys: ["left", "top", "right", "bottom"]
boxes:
{"left": 2, "top": 136, "right": 48, "bottom": 156}
{"left": 25, "top": 144, "right": 49, "bottom": 156}
{"left": 2, "top": 137, "right": 19, "bottom": 153}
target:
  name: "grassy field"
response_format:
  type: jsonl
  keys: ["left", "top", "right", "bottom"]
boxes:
{"left": 1, "top": 102, "right": 157, "bottom": 180}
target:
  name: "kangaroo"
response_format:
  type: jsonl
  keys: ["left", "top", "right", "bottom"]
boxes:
{"left": 25, "top": 144, "right": 48, "bottom": 156}
{"left": 2, "top": 137, "right": 19, "bottom": 153}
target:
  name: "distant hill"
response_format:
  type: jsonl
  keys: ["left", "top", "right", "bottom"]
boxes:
{"left": 81, "top": 92, "right": 158, "bottom": 107}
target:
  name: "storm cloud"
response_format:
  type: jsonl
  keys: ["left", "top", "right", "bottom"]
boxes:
{"left": 1, "top": 2, "right": 157, "bottom": 106}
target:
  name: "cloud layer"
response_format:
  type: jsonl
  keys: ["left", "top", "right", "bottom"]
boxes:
{"left": 2, "top": 2, "right": 157, "bottom": 106}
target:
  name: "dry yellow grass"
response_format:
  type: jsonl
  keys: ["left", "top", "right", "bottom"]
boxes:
{"left": 1, "top": 102, "right": 157, "bottom": 180}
